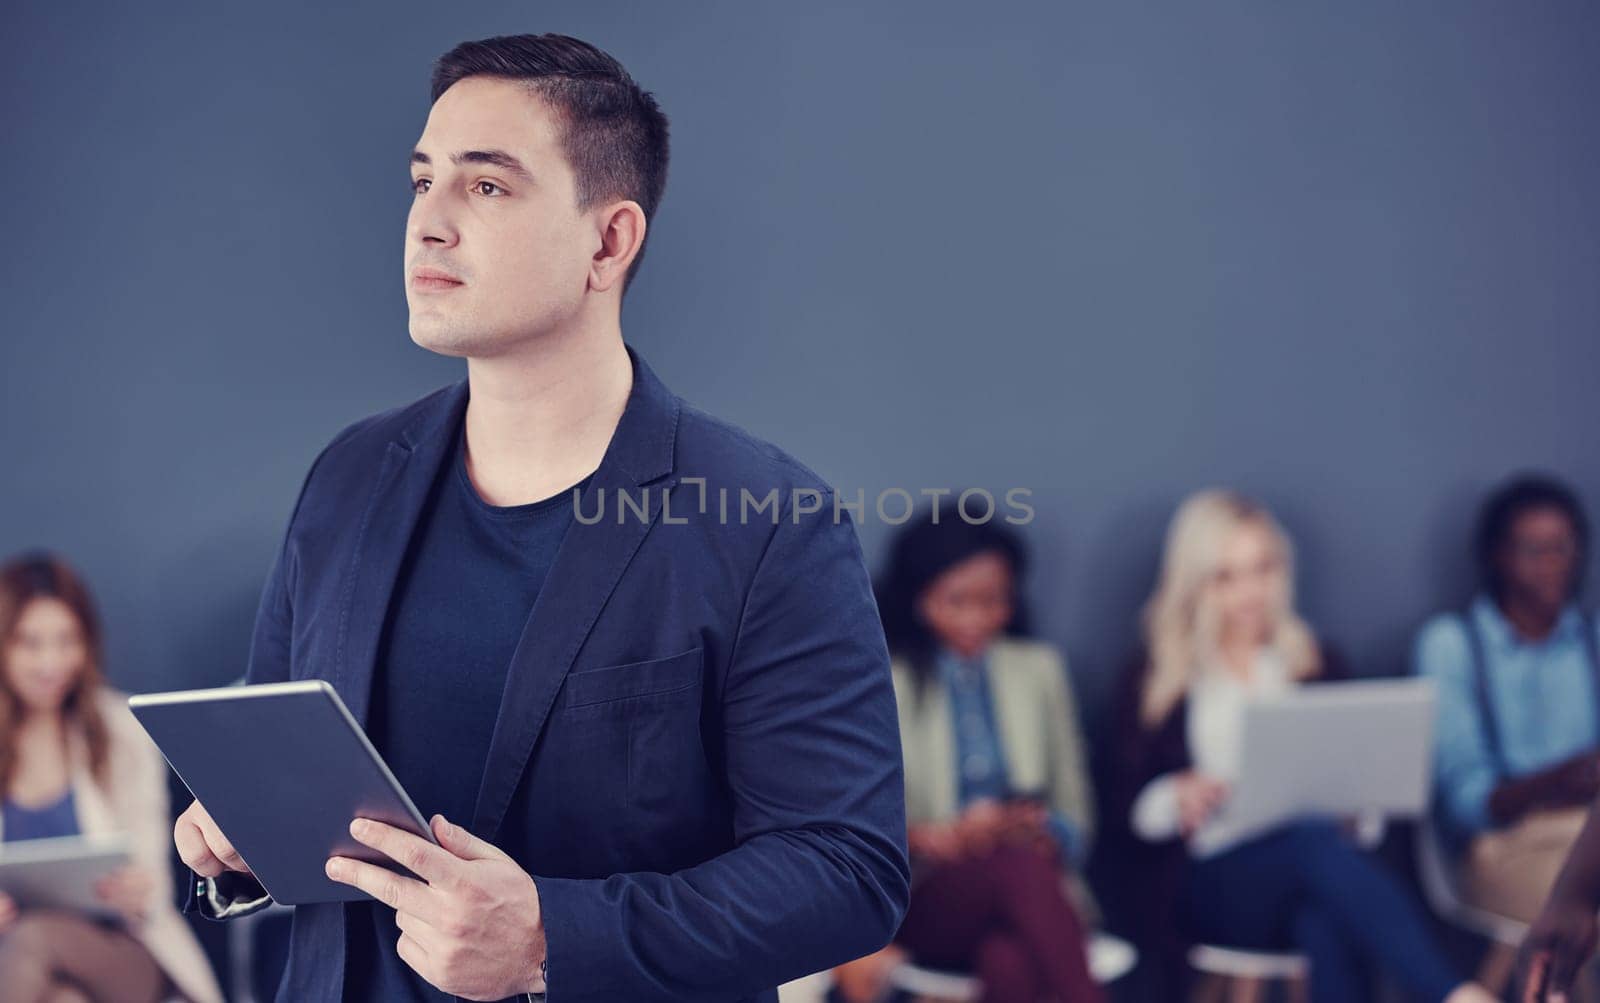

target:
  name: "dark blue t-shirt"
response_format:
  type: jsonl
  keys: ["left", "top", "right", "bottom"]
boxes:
{"left": 345, "top": 415, "right": 591, "bottom": 1002}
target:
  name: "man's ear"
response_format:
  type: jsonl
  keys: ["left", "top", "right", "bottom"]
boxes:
{"left": 589, "top": 199, "right": 646, "bottom": 294}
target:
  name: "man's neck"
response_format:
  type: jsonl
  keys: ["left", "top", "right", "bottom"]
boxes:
{"left": 462, "top": 321, "right": 633, "bottom": 507}
{"left": 1497, "top": 592, "right": 1564, "bottom": 644}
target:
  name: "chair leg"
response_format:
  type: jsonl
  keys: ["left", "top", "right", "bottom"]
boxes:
{"left": 1476, "top": 942, "right": 1516, "bottom": 994}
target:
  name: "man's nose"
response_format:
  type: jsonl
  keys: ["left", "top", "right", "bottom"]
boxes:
{"left": 408, "top": 201, "right": 460, "bottom": 247}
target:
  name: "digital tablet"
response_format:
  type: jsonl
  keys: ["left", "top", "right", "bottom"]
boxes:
{"left": 0, "top": 834, "right": 129, "bottom": 917}
{"left": 1193, "top": 677, "right": 1436, "bottom": 855}
{"left": 129, "top": 680, "right": 438, "bottom": 905}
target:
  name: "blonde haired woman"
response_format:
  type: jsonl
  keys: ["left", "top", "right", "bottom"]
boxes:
{"left": 0, "top": 552, "right": 223, "bottom": 1003}
{"left": 1110, "top": 491, "right": 1492, "bottom": 1003}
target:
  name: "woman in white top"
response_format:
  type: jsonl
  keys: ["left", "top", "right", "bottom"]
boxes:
{"left": 1109, "top": 491, "right": 1491, "bottom": 1003}
{"left": 0, "top": 552, "right": 223, "bottom": 1003}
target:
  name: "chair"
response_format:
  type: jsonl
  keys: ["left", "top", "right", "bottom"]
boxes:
{"left": 1413, "top": 816, "right": 1526, "bottom": 947}
{"left": 882, "top": 932, "right": 1139, "bottom": 1000}
{"left": 1184, "top": 814, "right": 1387, "bottom": 1002}
{"left": 1413, "top": 815, "right": 1527, "bottom": 992}
{"left": 1186, "top": 944, "right": 1308, "bottom": 1003}
{"left": 776, "top": 933, "right": 1137, "bottom": 1003}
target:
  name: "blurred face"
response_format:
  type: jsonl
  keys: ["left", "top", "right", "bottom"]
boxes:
{"left": 1499, "top": 506, "right": 1580, "bottom": 612}
{"left": 916, "top": 550, "right": 1015, "bottom": 659}
{"left": 406, "top": 77, "right": 598, "bottom": 357}
{"left": 1206, "top": 520, "right": 1285, "bottom": 645}
{"left": 4, "top": 598, "right": 88, "bottom": 716}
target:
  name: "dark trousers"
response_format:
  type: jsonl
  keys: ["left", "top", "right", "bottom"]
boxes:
{"left": 1182, "top": 820, "right": 1461, "bottom": 1003}
{"left": 894, "top": 843, "right": 1103, "bottom": 1003}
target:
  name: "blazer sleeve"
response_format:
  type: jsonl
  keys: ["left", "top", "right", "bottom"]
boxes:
{"left": 532, "top": 490, "right": 912, "bottom": 1002}
{"left": 1108, "top": 649, "right": 1192, "bottom": 843}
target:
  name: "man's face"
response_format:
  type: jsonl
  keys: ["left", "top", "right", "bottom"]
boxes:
{"left": 406, "top": 77, "right": 596, "bottom": 357}
{"left": 1500, "top": 505, "right": 1581, "bottom": 612}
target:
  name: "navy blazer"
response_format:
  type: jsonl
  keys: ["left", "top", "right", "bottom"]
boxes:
{"left": 189, "top": 344, "right": 910, "bottom": 1002}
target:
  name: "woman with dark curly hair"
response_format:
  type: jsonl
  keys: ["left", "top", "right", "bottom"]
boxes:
{"left": 834, "top": 499, "right": 1101, "bottom": 1003}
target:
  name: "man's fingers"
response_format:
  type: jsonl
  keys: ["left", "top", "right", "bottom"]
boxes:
{"left": 396, "top": 931, "right": 431, "bottom": 981}
{"left": 179, "top": 801, "right": 245, "bottom": 872}
{"left": 394, "top": 908, "right": 440, "bottom": 941}
{"left": 200, "top": 822, "right": 249, "bottom": 872}
{"left": 432, "top": 814, "right": 509, "bottom": 862}
{"left": 326, "top": 856, "right": 437, "bottom": 917}
{"left": 1521, "top": 951, "right": 1550, "bottom": 1003}
{"left": 175, "top": 818, "right": 227, "bottom": 877}
{"left": 1549, "top": 943, "right": 1582, "bottom": 1001}
{"left": 351, "top": 818, "right": 459, "bottom": 883}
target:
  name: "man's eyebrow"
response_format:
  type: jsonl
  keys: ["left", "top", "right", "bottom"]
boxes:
{"left": 410, "top": 149, "right": 534, "bottom": 182}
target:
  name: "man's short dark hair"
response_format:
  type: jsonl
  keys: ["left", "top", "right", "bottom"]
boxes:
{"left": 1475, "top": 472, "right": 1590, "bottom": 600}
{"left": 431, "top": 33, "right": 670, "bottom": 291}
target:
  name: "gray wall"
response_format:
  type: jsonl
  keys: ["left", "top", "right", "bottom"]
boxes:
{"left": 4, "top": 1, "right": 1598, "bottom": 745}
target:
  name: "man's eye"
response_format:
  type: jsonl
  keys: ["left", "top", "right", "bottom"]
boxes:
{"left": 411, "top": 177, "right": 431, "bottom": 195}
{"left": 474, "top": 180, "right": 506, "bottom": 197}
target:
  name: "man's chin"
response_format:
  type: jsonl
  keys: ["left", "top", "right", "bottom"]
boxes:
{"left": 408, "top": 322, "right": 481, "bottom": 359}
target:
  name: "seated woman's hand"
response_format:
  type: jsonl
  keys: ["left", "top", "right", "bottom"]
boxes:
{"left": 0, "top": 891, "right": 16, "bottom": 935}
{"left": 908, "top": 821, "right": 965, "bottom": 864}
{"left": 996, "top": 800, "right": 1057, "bottom": 855}
{"left": 831, "top": 943, "right": 910, "bottom": 1003}
{"left": 1175, "top": 770, "right": 1230, "bottom": 838}
{"left": 94, "top": 864, "right": 155, "bottom": 925}
{"left": 953, "top": 798, "right": 1010, "bottom": 857}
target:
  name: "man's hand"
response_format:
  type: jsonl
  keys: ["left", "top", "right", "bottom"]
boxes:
{"left": 175, "top": 799, "right": 254, "bottom": 878}
{"left": 326, "top": 814, "right": 546, "bottom": 1001}
{"left": 1553, "top": 753, "right": 1600, "bottom": 806}
{"left": 1492, "top": 753, "right": 1600, "bottom": 826}
{"left": 1516, "top": 891, "right": 1599, "bottom": 1002}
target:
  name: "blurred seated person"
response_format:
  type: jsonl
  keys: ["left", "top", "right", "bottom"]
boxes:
{"left": 1415, "top": 475, "right": 1600, "bottom": 925}
{"left": 0, "top": 552, "right": 222, "bottom": 1003}
{"left": 1111, "top": 490, "right": 1492, "bottom": 1003}
{"left": 832, "top": 501, "right": 1102, "bottom": 1003}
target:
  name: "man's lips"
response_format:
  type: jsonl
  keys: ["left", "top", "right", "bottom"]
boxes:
{"left": 411, "top": 267, "right": 464, "bottom": 291}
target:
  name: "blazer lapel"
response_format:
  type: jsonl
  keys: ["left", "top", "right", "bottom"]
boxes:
{"left": 471, "top": 344, "right": 681, "bottom": 841}
{"left": 331, "top": 380, "right": 469, "bottom": 729}
{"left": 989, "top": 644, "right": 1043, "bottom": 793}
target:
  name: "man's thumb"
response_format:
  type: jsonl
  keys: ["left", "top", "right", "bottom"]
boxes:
{"left": 432, "top": 815, "right": 506, "bottom": 862}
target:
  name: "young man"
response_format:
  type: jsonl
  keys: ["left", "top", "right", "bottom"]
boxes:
{"left": 170, "top": 34, "right": 909, "bottom": 1002}
{"left": 1414, "top": 475, "right": 1600, "bottom": 926}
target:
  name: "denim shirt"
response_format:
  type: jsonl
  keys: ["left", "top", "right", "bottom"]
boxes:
{"left": 1414, "top": 595, "right": 1600, "bottom": 839}
{"left": 936, "top": 645, "right": 1085, "bottom": 867}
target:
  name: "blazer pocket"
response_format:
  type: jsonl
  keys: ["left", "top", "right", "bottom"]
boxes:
{"left": 562, "top": 646, "right": 704, "bottom": 711}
